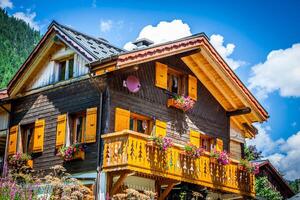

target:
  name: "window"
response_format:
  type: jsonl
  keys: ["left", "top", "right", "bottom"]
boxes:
{"left": 70, "top": 112, "right": 86, "bottom": 144}
{"left": 201, "top": 136, "right": 213, "bottom": 152}
{"left": 167, "top": 68, "right": 186, "bottom": 95}
{"left": 21, "top": 123, "right": 34, "bottom": 154}
{"left": 58, "top": 60, "right": 66, "bottom": 81}
{"left": 58, "top": 57, "right": 74, "bottom": 82}
{"left": 129, "top": 113, "right": 153, "bottom": 135}
{"left": 68, "top": 58, "right": 74, "bottom": 79}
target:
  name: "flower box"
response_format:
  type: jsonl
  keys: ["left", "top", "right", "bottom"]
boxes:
{"left": 167, "top": 96, "right": 195, "bottom": 112}
{"left": 58, "top": 143, "right": 87, "bottom": 161}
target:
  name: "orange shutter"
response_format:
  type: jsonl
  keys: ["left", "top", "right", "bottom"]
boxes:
{"left": 188, "top": 75, "right": 197, "bottom": 101}
{"left": 155, "top": 120, "right": 167, "bottom": 137}
{"left": 56, "top": 114, "right": 67, "bottom": 147}
{"left": 190, "top": 130, "right": 200, "bottom": 147}
{"left": 8, "top": 125, "right": 18, "bottom": 155}
{"left": 216, "top": 138, "right": 223, "bottom": 152}
{"left": 33, "top": 119, "right": 45, "bottom": 153}
{"left": 115, "top": 108, "right": 130, "bottom": 132}
{"left": 155, "top": 62, "right": 168, "bottom": 89}
{"left": 85, "top": 107, "right": 98, "bottom": 143}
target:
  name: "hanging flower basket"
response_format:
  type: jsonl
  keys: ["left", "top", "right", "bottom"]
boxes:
{"left": 167, "top": 95, "right": 195, "bottom": 112}
{"left": 181, "top": 143, "right": 204, "bottom": 159}
{"left": 58, "top": 143, "right": 87, "bottom": 161}
{"left": 239, "top": 159, "right": 259, "bottom": 174}
{"left": 148, "top": 136, "right": 173, "bottom": 151}
{"left": 210, "top": 150, "right": 230, "bottom": 165}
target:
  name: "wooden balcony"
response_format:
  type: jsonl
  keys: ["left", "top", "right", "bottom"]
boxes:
{"left": 102, "top": 130, "right": 255, "bottom": 197}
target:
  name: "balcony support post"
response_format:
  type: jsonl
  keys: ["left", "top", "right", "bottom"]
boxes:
{"left": 158, "top": 183, "right": 175, "bottom": 200}
{"left": 110, "top": 172, "right": 129, "bottom": 196}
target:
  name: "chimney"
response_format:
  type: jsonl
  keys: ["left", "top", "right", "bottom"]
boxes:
{"left": 132, "top": 38, "right": 154, "bottom": 49}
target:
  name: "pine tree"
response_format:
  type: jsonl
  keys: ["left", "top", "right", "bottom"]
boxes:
{"left": 0, "top": 8, "right": 41, "bottom": 88}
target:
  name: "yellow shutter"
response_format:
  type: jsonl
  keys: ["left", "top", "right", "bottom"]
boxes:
{"left": 56, "top": 114, "right": 67, "bottom": 147}
{"left": 155, "top": 62, "right": 168, "bottom": 89}
{"left": 188, "top": 75, "right": 197, "bottom": 101}
{"left": 85, "top": 107, "right": 98, "bottom": 143}
{"left": 190, "top": 130, "right": 200, "bottom": 147}
{"left": 155, "top": 120, "right": 167, "bottom": 137}
{"left": 8, "top": 125, "right": 18, "bottom": 155}
{"left": 33, "top": 119, "right": 45, "bottom": 153}
{"left": 115, "top": 108, "right": 130, "bottom": 132}
{"left": 216, "top": 138, "right": 223, "bottom": 152}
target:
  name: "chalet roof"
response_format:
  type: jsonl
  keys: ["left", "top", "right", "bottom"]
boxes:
{"left": 254, "top": 160, "right": 295, "bottom": 198}
{"left": 7, "top": 20, "right": 124, "bottom": 95}
{"left": 90, "top": 32, "right": 269, "bottom": 129}
{"left": 6, "top": 21, "right": 268, "bottom": 133}
{"left": 50, "top": 21, "right": 124, "bottom": 61}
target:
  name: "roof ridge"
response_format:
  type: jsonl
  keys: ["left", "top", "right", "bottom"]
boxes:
{"left": 50, "top": 20, "right": 124, "bottom": 52}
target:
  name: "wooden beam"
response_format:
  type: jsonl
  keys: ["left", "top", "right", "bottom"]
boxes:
{"left": 158, "top": 183, "right": 175, "bottom": 200}
{"left": 181, "top": 55, "right": 244, "bottom": 131}
{"left": 110, "top": 172, "right": 129, "bottom": 196}
{"left": 187, "top": 54, "right": 254, "bottom": 130}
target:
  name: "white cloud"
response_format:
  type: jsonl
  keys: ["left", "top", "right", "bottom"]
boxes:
{"left": 123, "top": 19, "right": 192, "bottom": 50}
{"left": 249, "top": 43, "right": 300, "bottom": 100}
{"left": 13, "top": 11, "right": 39, "bottom": 31}
{"left": 0, "top": 0, "right": 13, "bottom": 9}
{"left": 247, "top": 125, "right": 300, "bottom": 180}
{"left": 210, "top": 34, "right": 246, "bottom": 70}
{"left": 100, "top": 19, "right": 113, "bottom": 32}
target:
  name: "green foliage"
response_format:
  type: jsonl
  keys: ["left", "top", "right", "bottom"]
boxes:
{"left": 244, "top": 145, "right": 262, "bottom": 161}
{"left": 289, "top": 179, "right": 300, "bottom": 193}
{"left": 255, "top": 176, "right": 283, "bottom": 200}
{"left": 0, "top": 8, "right": 41, "bottom": 88}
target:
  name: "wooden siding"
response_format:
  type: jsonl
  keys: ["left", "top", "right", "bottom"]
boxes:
{"left": 10, "top": 78, "right": 100, "bottom": 173}
{"left": 230, "top": 140, "right": 242, "bottom": 160}
{"left": 26, "top": 50, "right": 89, "bottom": 91}
{"left": 107, "top": 55, "right": 230, "bottom": 150}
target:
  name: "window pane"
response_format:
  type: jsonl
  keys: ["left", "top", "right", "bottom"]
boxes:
{"left": 68, "top": 58, "right": 74, "bottom": 79}
{"left": 76, "top": 116, "right": 83, "bottom": 143}
{"left": 137, "top": 120, "right": 144, "bottom": 133}
{"left": 129, "top": 118, "right": 134, "bottom": 131}
{"left": 171, "top": 75, "right": 178, "bottom": 93}
{"left": 59, "top": 61, "right": 66, "bottom": 81}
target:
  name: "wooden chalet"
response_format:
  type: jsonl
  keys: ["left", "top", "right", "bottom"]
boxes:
{"left": 0, "top": 21, "right": 268, "bottom": 199}
{"left": 254, "top": 160, "right": 295, "bottom": 199}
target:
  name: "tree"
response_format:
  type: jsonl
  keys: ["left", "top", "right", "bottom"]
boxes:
{"left": 255, "top": 176, "right": 283, "bottom": 200}
{"left": 244, "top": 145, "right": 262, "bottom": 161}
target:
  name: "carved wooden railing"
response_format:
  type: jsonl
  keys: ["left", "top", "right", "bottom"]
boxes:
{"left": 102, "top": 130, "right": 255, "bottom": 197}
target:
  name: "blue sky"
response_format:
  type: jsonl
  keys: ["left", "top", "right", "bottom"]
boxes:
{"left": 2, "top": 0, "right": 300, "bottom": 180}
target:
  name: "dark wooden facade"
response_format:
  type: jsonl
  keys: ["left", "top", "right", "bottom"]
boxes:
{"left": 10, "top": 78, "right": 100, "bottom": 173}
{"left": 107, "top": 54, "right": 230, "bottom": 150}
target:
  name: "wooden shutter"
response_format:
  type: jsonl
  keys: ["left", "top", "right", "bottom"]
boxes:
{"left": 115, "top": 108, "right": 130, "bottom": 132}
{"left": 56, "top": 114, "right": 67, "bottom": 147}
{"left": 155, "top": 62, "right": 168, "bottom": 89}
{"left": 8, "top": 125, "right": 18, "bottom": 155}
{"left": 85, "top": 107, "right": 98, "bottom": 143}
{"left": 188, "top": 75, "right": 197, "bottom": 101}
{"left": 155, "top": 120, "right": 167, "bottom": 137}
{"left": 33, "top": 119, "right": 45, "bottom": 153}
{"left": 216, "top": 138, "right": 223, "bottom": 152}
{"left": 190, "top": 130, "right": 200, "bottom": 147}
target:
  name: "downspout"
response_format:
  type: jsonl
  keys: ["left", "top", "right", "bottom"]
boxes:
{"left": 87, "top": 63, "right": 103, "bottom": 200}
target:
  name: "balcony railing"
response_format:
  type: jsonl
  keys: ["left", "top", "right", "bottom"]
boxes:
{"left": 102, "top": 130, "right": 255, "bottom": 197}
